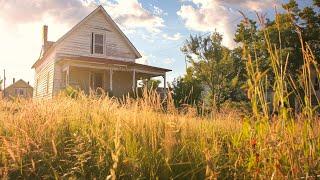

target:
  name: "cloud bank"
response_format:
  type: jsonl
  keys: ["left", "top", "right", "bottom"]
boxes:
{"left": 0, "top": 0, "right": 166, "bottom": 85}
{"left": 104, "top": 0, "right": 165, "bottom": 33}
{"left": 177, "top": 0, "right": 277, "bottom": 48}
{"left": 163, "top": 33, "right": 183, "bottom": 41}
{"left": 0, "top": 0, "right": 96, "bottom": 25}
{"left": 0, "top": 0, "right": 165, "bottom": 33}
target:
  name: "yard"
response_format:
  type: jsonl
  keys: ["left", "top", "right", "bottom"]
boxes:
{"left": 0, "top": 93, "right": 319, "bottom": 179}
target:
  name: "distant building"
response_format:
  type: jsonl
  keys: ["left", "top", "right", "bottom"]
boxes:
{"left": 3, "top": 79, "right": 33, "bottom": 99}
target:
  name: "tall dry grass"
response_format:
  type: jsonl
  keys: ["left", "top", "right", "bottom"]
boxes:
{"left": 0, "top": 93, "right": 319, "bottom": 179}
{"left": 0, "top": 9, "right": 320, "bottom": 179}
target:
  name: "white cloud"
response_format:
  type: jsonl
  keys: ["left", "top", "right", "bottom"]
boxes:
{"left": 163, "top": 58, "right": 175, "bottom": 65}
{"left": 152, "top": 5, "right": 168, "bottom": 16}
{"left": 0, "top": 0, "right": 165, "bottom": 34}
{"left": 177, "top": 2, "right": 236, "bottom": 47}
{"left": 0, "top": 0, "right": 166, "bottom": 86}
{"left": 177, "top": 0, "right": 277, "bottom": 48}
{"left": 162, "top": 33, "right": 183, "bottom": 41}
{"left": 136, "top": 52, "right": 156, "bottom": 65}
{"left": 0, "top": 0, "right": 98, "bottom": 86}
{"left": 136, "top": 56, "right": 149, "bottom": 65}
{"left": 104, "top": 0, "right": 165, "bottom": 33}
{"left": 0, "top": 0, "right": 96, "bottom": 25}
{"left": 0, "top": 17, "right": 73, "bottom": 86}
{"left": 180, "top": 0, "right": 277, "bottom": 10}
{"left": 243, "top": 1, "right": 276, "bottom": 12}
{"left": 0, "top": 0, "right": 94, "bottom": 82}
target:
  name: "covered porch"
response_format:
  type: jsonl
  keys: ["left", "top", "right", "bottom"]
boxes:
{"left": 58, "top": 56, "right": 171, "bottom": 97}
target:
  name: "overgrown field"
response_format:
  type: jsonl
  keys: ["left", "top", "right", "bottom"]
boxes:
{"left": 0, "top": 95, "right": 319, "bottom": 179}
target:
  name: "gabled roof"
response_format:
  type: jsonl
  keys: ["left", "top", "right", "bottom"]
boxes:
{"left": 5, "top": 79, "right": 33, "bottom": 90}
{"left": 32, "top": 5, "right": 142, "bottom": 68}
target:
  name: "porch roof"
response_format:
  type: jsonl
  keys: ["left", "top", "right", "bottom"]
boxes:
{"left": 58, "top": 55, "right": 172, "bottom": 73}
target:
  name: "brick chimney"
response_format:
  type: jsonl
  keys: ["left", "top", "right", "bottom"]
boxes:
{"left": 43, "top": 25, "right": 48, "bottom": 52}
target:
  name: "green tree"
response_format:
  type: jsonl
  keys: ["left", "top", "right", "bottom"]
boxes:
{"left": 181, "top": 32, "right": 240, "bottom": 111}
{"left": 314, "top": 0, "right": 320, "bottom": 7}
{"left": 229, "top": 47, "right": 248, "bottom": 101}
{"left": 172, "top": 67, "right": 203, "bottom": 107}
{"left": 234, "top": 18, "right": 269, "bottom": 72}
{"left": 234, "top": 0, "right": 320, "bottom": 115}
{"left": 235, "top": 1, "right": 320, "bottom": 79}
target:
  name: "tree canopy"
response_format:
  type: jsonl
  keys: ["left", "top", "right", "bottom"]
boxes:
{"left": 181, "top": 32, "right": 244, "bottom": 111}
{"left": 173, "top": 0, "right": 319, "bottom": 113}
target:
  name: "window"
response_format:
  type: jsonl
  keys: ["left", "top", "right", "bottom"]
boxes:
{"left": 90, "top": 72, "right": 103, "bottom": 90}
{"left": 93, "top": 33, "right": 105, "bottom": 54}
{"left": 15, "top": 88, "right": 26, "bottom": 96}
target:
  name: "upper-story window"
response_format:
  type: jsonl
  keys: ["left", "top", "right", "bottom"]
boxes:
{"left": 92, "top": 33, "right": 105, "bottom": 55}
{"left": 15, "top": 88, "right": 26, "bottom": 96}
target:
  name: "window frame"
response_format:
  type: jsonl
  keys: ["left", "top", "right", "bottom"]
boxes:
{"left": 89, "top": 72, "right": 104, "bottom": 91}
{"left": 15, "top": 88, "right": 26, "bottom": 96}
{"left": 92, "top": 32, "right": 106, "bottom": 55}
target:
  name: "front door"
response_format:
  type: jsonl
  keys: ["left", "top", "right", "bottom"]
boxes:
{"left": 90, "top": 72, "right": 103, "bottom": 91}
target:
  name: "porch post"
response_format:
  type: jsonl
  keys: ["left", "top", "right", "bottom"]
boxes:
{"left": 163, "top": 73, "right": 167, "bottom": 94}
{"left": 110, "top": 69, "right": 113, "bottom": 91}
{"left": 132, "top": 69, "right": 136, "bottom": 90}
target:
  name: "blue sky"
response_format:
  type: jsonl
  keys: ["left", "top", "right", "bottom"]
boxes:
{"left": 0, "top": 0, "right": 313, "bottom": 86}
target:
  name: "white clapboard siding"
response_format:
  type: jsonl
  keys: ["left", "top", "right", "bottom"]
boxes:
{"left": 33, "top": 51, "right": 56, "bottom": 99}
{"left": 53, "top": 63, "right": 65, "bottom": 94}
{"left": 33, "top": 7, "right": 144, "bottom": 99}
{"left": 55, "top": 10, "right": 136, "bottom": 61}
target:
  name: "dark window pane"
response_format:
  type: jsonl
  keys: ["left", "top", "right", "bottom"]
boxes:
{"left": 94, "top": 73, "right": 103, "bottom": 89}
{"left": 95, "top": 34, "right": 103, "bottom": 45}
{"left": 95, "top": 45, "right": 103, "bottom": 54}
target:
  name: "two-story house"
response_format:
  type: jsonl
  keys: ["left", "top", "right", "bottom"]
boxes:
{"left": 32, "top": 5, "right": 171, "bottom": 99}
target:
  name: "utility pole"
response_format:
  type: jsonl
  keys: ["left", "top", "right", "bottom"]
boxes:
{"left": 3, "top": 69, "right": 5, "bottom": 97}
